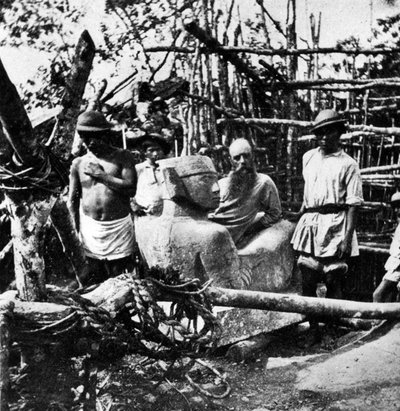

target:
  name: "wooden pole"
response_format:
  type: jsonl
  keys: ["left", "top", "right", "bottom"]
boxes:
{"left": 184, "top": 20, "right": 280, "bottom": 92}
{"left": 206, "top": 287, "right": 400, "bottom": 320}
{"left": 0, "top": 300, "right": 14, "bottom": 411}
{"left": 144, "top": 45, "right": 400, "bottom": 57}
{"left": 47, "top": 30, "right": 96, "bottom": 162}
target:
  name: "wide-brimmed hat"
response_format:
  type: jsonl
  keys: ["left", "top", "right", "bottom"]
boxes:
{"left": 77, "top": 110, "right": 112, "bottom": 132}
{"left": 127, "top": 132, "right": 171, "bottom": 155}
{"left": 312, "top": 109, "right": 346, "bottom": 132}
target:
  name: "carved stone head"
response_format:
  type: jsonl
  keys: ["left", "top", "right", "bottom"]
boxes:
{"left": 159, "top": 155, "right": 220, "bottom": 211}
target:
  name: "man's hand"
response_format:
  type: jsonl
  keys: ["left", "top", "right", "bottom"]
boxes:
{"left": 131, "top": 202, "right": 147, "bottom": 217}
{"left": 337, "top": 237, "right": 352, "bottom": 259}
{"left": 84, "top": 162, "right": 106, "bottom": 179}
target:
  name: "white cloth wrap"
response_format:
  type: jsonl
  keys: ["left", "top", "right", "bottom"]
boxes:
{"left": 80, "top": 212, "right": 134, "bottom": 260}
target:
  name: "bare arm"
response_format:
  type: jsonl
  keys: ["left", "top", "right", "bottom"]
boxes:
{"left": 67, "top": 160, "right": 82, "bottom": 233}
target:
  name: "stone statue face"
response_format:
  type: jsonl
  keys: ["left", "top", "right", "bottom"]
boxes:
{"left": 159, "top": 155, "right": 220, "bottom": 211}
{"left": 182, "top": 172, "right": 220, "bottom": 211}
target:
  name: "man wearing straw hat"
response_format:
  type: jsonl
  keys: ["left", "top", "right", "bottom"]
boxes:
{"left": 291, "top": 109, "right": 363, "bottom": 343}
{"left": 68, "top": 110, "right": 137, "bottom": 286}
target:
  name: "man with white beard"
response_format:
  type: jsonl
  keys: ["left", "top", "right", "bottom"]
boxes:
{"left": 209, "top": 138, "right": 282, "bottom": 246}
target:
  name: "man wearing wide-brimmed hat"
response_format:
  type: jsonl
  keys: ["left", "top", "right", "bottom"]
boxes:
{"left": 291, "top": 109, "right": 363, "bottom": 344}
{"left": 67, "top": 110, "right": 137, "bottom": 286}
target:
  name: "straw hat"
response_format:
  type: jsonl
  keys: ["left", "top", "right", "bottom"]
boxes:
{"left": 312, "top": 109, "right": 346, "bottom": 132}
{"left": 77, "top": 110, "right": 112, "bottom": 132}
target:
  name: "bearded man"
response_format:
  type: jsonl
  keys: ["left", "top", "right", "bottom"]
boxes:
{"left": 209, "top": 138, "right": 282, "bottom": 246}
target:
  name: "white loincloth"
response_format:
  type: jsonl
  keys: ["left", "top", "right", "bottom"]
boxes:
{"left": 79, "top": 212, "right": 134, "bottom": 260}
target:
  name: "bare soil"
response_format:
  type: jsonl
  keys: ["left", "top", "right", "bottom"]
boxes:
{"left": 77, "top": 323, "right": 393, "bottom": 411}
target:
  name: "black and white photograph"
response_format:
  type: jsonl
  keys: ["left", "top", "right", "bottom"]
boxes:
{"left": 0, "top": 0, "right": 400, "bottom": 409}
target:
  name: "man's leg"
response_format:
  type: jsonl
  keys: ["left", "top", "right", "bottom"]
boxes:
{"left": 325, "top": 271, "right": 344, "bottom": 300}
{"left": 106, "top": 255, "right": 135, "bottom": 278}
{"left": 373, "top": 279, "right": 398, "bottom": 303}
{"left": 300, "top": 265, "right": 323, "bottom": 345}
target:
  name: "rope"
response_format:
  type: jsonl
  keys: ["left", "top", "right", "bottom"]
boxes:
{"left": 0, "top": 145, "right": 68, "bottom": 194}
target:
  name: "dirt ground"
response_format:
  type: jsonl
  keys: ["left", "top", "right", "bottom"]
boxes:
{"left": 72, "top": 320, "right": 399, "bottom": 411}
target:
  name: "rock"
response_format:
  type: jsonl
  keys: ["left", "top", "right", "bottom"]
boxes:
{"left": 226, "top": 334, "right": 274, "bottom": 362}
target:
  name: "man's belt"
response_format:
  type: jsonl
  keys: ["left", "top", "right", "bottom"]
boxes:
{"left": 303, "top": 204, "right": 349, "bottom": 215}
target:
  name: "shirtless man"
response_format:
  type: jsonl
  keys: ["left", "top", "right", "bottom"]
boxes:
{"left": 68, "top": 110, "right": 137, "bottom": 285}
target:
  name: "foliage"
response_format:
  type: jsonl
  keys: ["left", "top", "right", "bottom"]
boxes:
{"left": 0, "top": 0, "right": 190, "bottom": 111}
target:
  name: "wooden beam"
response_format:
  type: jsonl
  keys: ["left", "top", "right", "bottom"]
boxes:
{"left": 184, "top": 20, "right": 283, "bottom": 91}
{"left": 360, "top": 164, "right": 400, "bottom": 174}
{"left": 206, "top": 287, "right": 400, "bottom": 320}
{"left": 218, "top": 117, "right": 400, "bottom": 135}
{"left": 144, "top": 45, "right": 400, "bottom": 57}
{"left": 217, "top": 117, "right": 312, "bottom": 128}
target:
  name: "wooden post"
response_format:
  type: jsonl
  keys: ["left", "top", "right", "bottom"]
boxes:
{"left": 0, "top": 300, "right": 14, "bottom": 411}
{"left": 285, "top": 0, "right": 298, "bottom": 202}
{"left": 47, "top": 30, "right": 96, "bottom": 162}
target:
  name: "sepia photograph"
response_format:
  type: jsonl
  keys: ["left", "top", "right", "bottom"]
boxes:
{"left": 0, "top": 0, "right": 400, "bottom": 409}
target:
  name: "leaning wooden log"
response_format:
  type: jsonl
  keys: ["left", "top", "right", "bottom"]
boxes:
{"left": 184, "top": 20, "right": 283, "bottom": 92}
{"left": 0, "top": 59, "right": 42, "bottom": 165}
{"left": 0, "top": 300, "right": 13, "bottom": 411}
{"left": 49, "top": 197, "right": 87, "bottom": 285}
{"left": 47, "top": 30, "right": 95, "bottom": 162}
{"left": 206, "top": 287, "right": 400, "bottom": 320}
{"left": 144, "top": 45, "right": 400, "bottom": 57}
{"left": 181, "top": 91, "right": 243, "bottom": 118}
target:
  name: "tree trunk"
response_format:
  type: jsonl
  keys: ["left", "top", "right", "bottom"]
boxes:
{"left": 8, "top": 194, "right": 57, "bottom": 301}
{"left": 0, "top": 57, "right": 56, "bottom": 301}
{"left": 0, "top": 300, "right": 13, "bottom": 411}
